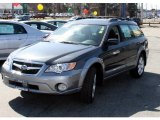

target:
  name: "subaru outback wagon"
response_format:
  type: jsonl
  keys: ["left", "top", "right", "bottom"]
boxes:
{"left": 1, "top": 18, "right": 149, "bottom": 103}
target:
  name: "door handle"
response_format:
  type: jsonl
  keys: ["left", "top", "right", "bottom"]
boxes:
{"left": 136, "top": 42, "right": 140, "bottom": 45}
{"left": 112, "top": 50, "right": 120, "bottom": 55}
{"left": 18, "top": 38, "right": 22, "bottom": 40}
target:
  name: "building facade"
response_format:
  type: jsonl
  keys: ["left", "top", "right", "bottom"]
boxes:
{"left": 0, "top": 3, "right": 23, "bottom": 14}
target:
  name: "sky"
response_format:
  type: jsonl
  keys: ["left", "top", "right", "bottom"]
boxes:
{"left": 143, "top": 3, "right": 160, "bottom": 10}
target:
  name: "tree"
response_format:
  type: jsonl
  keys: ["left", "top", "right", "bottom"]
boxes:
{"left": 128, "top": 3, "right": 138, "bottom": 17}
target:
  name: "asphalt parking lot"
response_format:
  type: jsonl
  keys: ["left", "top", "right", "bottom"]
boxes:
{"left": 0, "top": 25, "right": 160, "bottom": 117}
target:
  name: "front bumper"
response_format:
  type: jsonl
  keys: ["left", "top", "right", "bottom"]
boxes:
{"left": 1, "top": 63, "right": 82, "bottom": 94}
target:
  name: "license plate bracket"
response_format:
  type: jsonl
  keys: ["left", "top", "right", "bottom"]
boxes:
{"left": 16, "top": 86, "right": 29, "bottom": 91}
{"left": 13, "top": 79, "right": 29, "bottom": 91}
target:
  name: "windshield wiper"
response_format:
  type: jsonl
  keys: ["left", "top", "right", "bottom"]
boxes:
{"left": 43, "top": 40, "right": 50, "bottom": 42}
{"left": 60, "top": 41, "right": 80, "bottom": 45}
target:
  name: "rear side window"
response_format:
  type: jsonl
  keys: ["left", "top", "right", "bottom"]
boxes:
{"left": 0, "top": 23, "right": 27, "bottom": 35}
{"left": 29, "top": 23, "right": 38, "bottom": 29}
{"left": 129, "top": 25, "right": 144, "bottom": 37}
{"left": 40, "top": 24, "right": 52, "bottom": 30}
{"left": 48, "top": 21, "right": 55, "bottom": 25}
{"left": 108, "top": 26, "right": 120, "bottom": 40}
{"left": 56, "top": 22, "right": 66, "bottom": 27}
{"left": 13, "top": 24, "right": 27, "bottom": 34}
{"left": 119, "top": 25, "right": 133, "bottom": 41}
{"left": 0, "top": 24, "right": 14, "bottom": 35}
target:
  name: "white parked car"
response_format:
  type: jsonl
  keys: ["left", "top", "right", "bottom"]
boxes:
{"left": 0, "top": 20, "right": 47, "bottom": 60}
{"left": 20, "top": 21, "right": 57, "bottom": 34}
{"left": 42, "top": 20, "right": 67, "bottom": 28}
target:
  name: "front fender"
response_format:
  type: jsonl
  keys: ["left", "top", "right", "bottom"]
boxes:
{"left": 136, "top": 45, "right": 147, "bottom": 65}
{"left": 78, "top": 57, "right": 105, "bottom": 87}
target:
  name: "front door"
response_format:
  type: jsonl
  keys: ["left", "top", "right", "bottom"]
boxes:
{"left": 102, "top": 25, "right": 127, "bottom": 77}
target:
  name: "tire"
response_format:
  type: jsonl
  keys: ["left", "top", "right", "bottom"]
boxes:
{"left": 130, "top": 54, "right": 145, "bottom": 78}
{"left": 80, "top": 67, "right": 97, "bottom": 103}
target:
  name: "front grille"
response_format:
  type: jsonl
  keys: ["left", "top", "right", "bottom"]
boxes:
{"left": 28, "top": 84, "right": 39, "bottom": 90}
{"left": 12, "top": 60, "right": 43, "bottom": 74}
{"left": 9, "top": 80, "right": 23, "bottom": 87}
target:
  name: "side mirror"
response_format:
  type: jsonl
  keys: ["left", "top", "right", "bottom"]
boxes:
{"left": 107, "top": 38, "right": 119, "bottom": 45}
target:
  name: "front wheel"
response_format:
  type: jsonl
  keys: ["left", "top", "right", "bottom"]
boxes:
{"left": 80, "top": 67, "right": 97, "bottom": 103}
{"left": 130, "top": 54, "right": 145, "bottom": 78}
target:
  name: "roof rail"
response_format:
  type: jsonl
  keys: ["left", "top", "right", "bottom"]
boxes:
{"left": 108, "top": 17, "right": 132, "bottom": 22}
{"left": 93, "top": 16, "right": 117, "bottom": 19}
{"left": 77, "top": 16, "right": 117, "bottom": 19}
{"left": 75, "top": 16, "right": 133, "bottom": 23}
{"left": 118, "top": 17, "right": 130, "bottom": 21}
{"left": 109, "top": 18, "right": 119, "bottom": 22}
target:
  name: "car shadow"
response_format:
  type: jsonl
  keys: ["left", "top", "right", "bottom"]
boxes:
{"left": 8, "top": 71, "right": 160, "bottom": 117}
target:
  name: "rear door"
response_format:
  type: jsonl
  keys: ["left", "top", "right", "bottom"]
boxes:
{"left": 128, "top": 24, "right": 145, "bottom": 66}
{"left": 119, "top": 24, "right": 139, "bottom": 68}
{"left": 0, "top": 23, "right": 14, "bottom": 59}
{"left": 7, "top": 23, "right": 28, "bottom": 51}
{"left": 0, "top": 23, "right": 28, "bottom": 58}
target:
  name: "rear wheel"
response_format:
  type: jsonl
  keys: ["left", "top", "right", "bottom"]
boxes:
{"left": 80, "top": 67, "right": 97, "bottom": 103}
{"left": 130, "top": 54, "right": 145, "bottom": 78}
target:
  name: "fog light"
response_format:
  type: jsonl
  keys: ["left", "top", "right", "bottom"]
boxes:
{"left": 57, "top": 83, "right": 67, "bottom": 91}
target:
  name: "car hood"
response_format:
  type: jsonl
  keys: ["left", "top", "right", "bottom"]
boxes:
{"left": 13, "top": 42, "right": 94, "bottom": 63}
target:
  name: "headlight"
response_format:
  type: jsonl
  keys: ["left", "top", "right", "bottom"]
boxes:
{"left": 45, "top": 62, "right": 76, "bottom": 73}
{"left": 4, "top": 55, "right": 13, "bottom": 66}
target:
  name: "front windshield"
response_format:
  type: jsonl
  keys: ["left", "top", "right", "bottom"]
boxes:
{"left": 46, "top": 24, "right": 106, "bottom": 46}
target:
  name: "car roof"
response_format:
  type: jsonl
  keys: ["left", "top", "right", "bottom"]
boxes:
{"left": 21, "top": 21, "right": 52, "bottom": 24}
{"left": 0, "top": 20, "right": 45, "bottom": 33}
{"left": 67, "top": 18, "right": 137, "bottom": 26}
{"left": 20, "top": 21, "right": 58, "bottom": 28}
{"left": 21, "top": 21, "right": 44, "bottom": 23}
{"left": 0, "top": 20, "right": 24, "bottom": 24}
{"left": 43, "top": 20, "right": 67, "bottom": 22}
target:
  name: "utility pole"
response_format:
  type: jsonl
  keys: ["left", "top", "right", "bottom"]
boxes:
{"left": 156, "top": 5, "right": 157, "bottom": 17}
{"left": 146, "top": 3, "right": 147, "bottom": 18}
{"left": 121, "top": 3, "right": 126, "bottom": 18}
{"left": 22, "top": 3, "right": 28, "bottom": 13}
{"left": 12, "top": 3, "right": 14, "bottom": 17}
{"left": 140, "top": 3, "right": 143, "bottom": 21}
{"left": 105, "top": 3, "right": 107, "bottom": 16}
{"left": 52, "top": 3, "right": 56, "bottom": 19}
{"left": 80, "top": 3, "right": 83, "bottom": 15}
